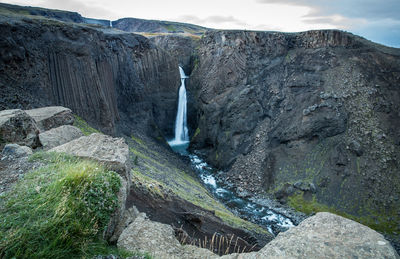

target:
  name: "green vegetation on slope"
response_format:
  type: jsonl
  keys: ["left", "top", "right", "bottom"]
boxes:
{"left": 0, "top": 152, "right": 133, "bottom": 259}
{"left": 288, "top": 192, "right": 400, "bottom": 235}
{"left": 128, "top": 136, "right": 269, "bottom": 235}
{"left": 73, "top": 115, "right": 101, "bottom": 136}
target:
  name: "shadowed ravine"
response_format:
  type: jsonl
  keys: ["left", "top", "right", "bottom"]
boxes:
{"left": 168, "top": 67, "right": 294, "bottom": 236}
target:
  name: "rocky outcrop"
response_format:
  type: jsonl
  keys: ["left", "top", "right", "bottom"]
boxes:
{"left": 118, "top": 212, "right": 398, "bottom": 258}
{"left": 118, "top": 213, "right": 217, "bottom": 259}
{"left": 25, "top": 106, "right": 74, "bottom": 131}
{"left": 50, "top": 133, "right": 130, "bottom": 241}
{"left": 221, "top": 212, "right": 399, "bottom": 259}
{"left": 151, "top": 35, "right": 201, "bottom": 74}
{"left": 0, "top": 109, "right": 40, "bottom": 149}
{"left": 0, "top": 13, "right": 179, "bottom": 137}
{"left": 39, "top": 125, "right": 83, "bottom": 149}
{"left": 189, "top": 30, "right": 400, "bottom": 239}
{"left": 1, "top": 143, "right": 32, "bottom": 158}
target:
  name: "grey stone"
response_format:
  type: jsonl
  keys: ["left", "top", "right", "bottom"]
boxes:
{"left": 221, "top": 212, "right": 399, "bottom": 259}
{"left": 39, "top": 125, "right": 84, "bottom": 149}
{"left": 2, "top": 143, "right": 32, "bottom": 158}
{"left": 293, "top": 181, "right": 316, "bottom": 193}
{"left": 49, "top": 133, "right": 130, "bottom": 242}
{"left": 25, "top": 106, "right": 74, "bottom": 131}
{"left": 0, "top": 109, "right": 40, "bottom": 149}
{"left": 349, "top": 140, "right": 363, "bottom": 156}
{"left": 118, "top": 213, "right": 218, "bottom": 259}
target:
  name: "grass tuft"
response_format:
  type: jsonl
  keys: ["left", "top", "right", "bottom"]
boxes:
{"left": 73, "top": 115, "right": 101, "bottom": 136}
{"left": 0, "top": 152, "right": 126, "bottom": 259}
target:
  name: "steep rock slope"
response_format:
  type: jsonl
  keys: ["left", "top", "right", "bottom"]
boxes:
{"left": 189, "top": 30, "right": 400, "bottom": 236}
{"left": 0, "top": 13, "right": 179, "bottom": 136}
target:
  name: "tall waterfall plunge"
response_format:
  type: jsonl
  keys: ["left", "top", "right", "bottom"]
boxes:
{"left": 169, "top": 67, "right": 189, "bottom": 147}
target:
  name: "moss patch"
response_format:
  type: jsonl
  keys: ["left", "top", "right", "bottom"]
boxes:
{"left": 0, "top": 152, "right": 134, "bottom": 258}
{"left": 73, "top": 115, "right": 101, "bottom": 136}
{"left": 193, "top": 127, "right": 201, "bottom": 139}
{"left": 128, "top": 141, "right": 268, "bottom": 235}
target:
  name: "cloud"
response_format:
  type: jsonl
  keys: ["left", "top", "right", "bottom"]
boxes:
{"left": 256, "top": 0, "right": 400, "bottom": 21}
{"left": 42, "top": 0, "right": 115, "bottom": 18}
{"left": 256, "top": 0, "right": 400, "bottom": 47}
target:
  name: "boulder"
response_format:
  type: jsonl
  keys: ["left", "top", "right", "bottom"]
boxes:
{"left": 221, "top": 212, "right": 399, "bottom": 259}
{"left": 118, "top": 213, "right": 217, "bottom": 259}
{"left": 0, "top": 109, "right": 40, "bottom": 149}
{"left": 49, "top": 133, "right": 131, "bottom": 242}
{"left": 2, "top": 143, "right": 33, "bottom": 158}
{"left": 39, "top": 125, "right": 84, "bottom": 149}
{"left": 25, "top": 106, "right": 74, "bottom": 131}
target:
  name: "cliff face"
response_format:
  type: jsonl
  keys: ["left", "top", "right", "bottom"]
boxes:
{"left": 0, "top": 14, "right": 179, "bottom": 136}
{"left": 189, "top": 30, "right": 400, "bottom": 232}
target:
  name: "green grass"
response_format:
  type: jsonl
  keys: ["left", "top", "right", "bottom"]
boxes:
{"left": 192, "top": 127, "right": 200, "bottom": 139}
{"left": 0, "top": 152, "right": 129, "bottom": 259}
{"left": 73, "top": 115, "right": 101, "bottom": 136}
{"left": 288, "top": 192, "right": 400, "bottom": 234}
{"left": 131, "top": 161, "right": 269, "bottom": 235}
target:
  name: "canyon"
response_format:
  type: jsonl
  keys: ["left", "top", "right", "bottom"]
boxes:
{"left": 0, "top": 2, "right": 399, "bottom": 257}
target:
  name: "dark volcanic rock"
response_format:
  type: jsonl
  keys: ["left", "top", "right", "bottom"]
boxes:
{"left": 189, "top": 29, "right": 400, "bottom": 241}
{"left": 0, "top": 14, "right": 179, "bottom": 137}
{"left": 151, "top": 35, "right": 201, "bottom": 74}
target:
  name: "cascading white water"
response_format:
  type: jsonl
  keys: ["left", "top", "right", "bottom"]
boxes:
{"left": 109, "top": 20, "right": 112, "bottom": 27}
{"left": 169, "top": 67, "right": 189, "bottom": 146}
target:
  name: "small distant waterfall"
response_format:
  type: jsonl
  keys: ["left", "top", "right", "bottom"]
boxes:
{"left": 169, "top": 67, "right": 189, "bottom": 146}
{"left": 109, "top": 20, "right": 112, "bottom": 27}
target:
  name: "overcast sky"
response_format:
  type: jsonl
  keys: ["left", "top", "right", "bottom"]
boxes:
{"left": 1, "top": 0, "right": 399, "bottom": 47}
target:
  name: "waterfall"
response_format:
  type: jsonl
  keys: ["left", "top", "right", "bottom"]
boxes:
{"left": 169, "top": 67, "right": 189, "bottom": 146}
{"left": 109, "top": 20, "right": 112, "bottom": 27}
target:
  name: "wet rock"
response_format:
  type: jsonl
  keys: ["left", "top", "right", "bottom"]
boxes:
{"left": 50, "top": 133, "right": 130, "bottom": 242}
{"left": 2, "top": 143, "right": 32, "bottom": 158}
{"left": 0, "top": 109, "right": 40, "bottom": 149}
{"left": 39, "top": 125, "right": 83, "bottom": 150}
{"left": 221, "top": 212, "right": 399, "bottom": 258}
{"left": 25, "top": 106, "right": 74, "bottom": 131}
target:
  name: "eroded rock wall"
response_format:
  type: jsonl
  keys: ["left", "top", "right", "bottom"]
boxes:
{"left": 0, "top": 15, "right": 179, "bottom": 136}
{"left": 189, "top": 30, "right": 400, "bottom": 232}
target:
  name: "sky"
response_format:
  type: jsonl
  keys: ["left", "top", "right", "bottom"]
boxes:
{"left": 1, "top": 0, "right": 399, "bottom": 47}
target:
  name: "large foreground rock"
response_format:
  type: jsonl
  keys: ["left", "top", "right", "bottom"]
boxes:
{"left": 118, "top": 213, "right": 217, "bottom": 259}
{"left": 222, "top": 212, "right": 399, "bottom": 259}
{"left": 39, "top": 125, "right": 84, "bottom": 149}
{"left": 25, "top": 106, "right": 74, "bottom": 131}
{"left": 49, "top": 133, "right": 131, "bottom": 242}
{"left": 0, "top": 109, "right": 39, "bottom": 149}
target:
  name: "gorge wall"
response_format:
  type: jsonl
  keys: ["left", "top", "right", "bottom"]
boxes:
{"left": 186, "top": 29, "right": 400, "bottom": 236}
{"left": 0, "top": 13, "right": 179, "bottom": 137}
{"left": 1, "top": 2, "right": 400, "bottom": 251}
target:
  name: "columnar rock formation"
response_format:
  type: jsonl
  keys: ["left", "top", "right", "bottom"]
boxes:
{"left": 0, "top": 14, "right": 179, "bottom": 136}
